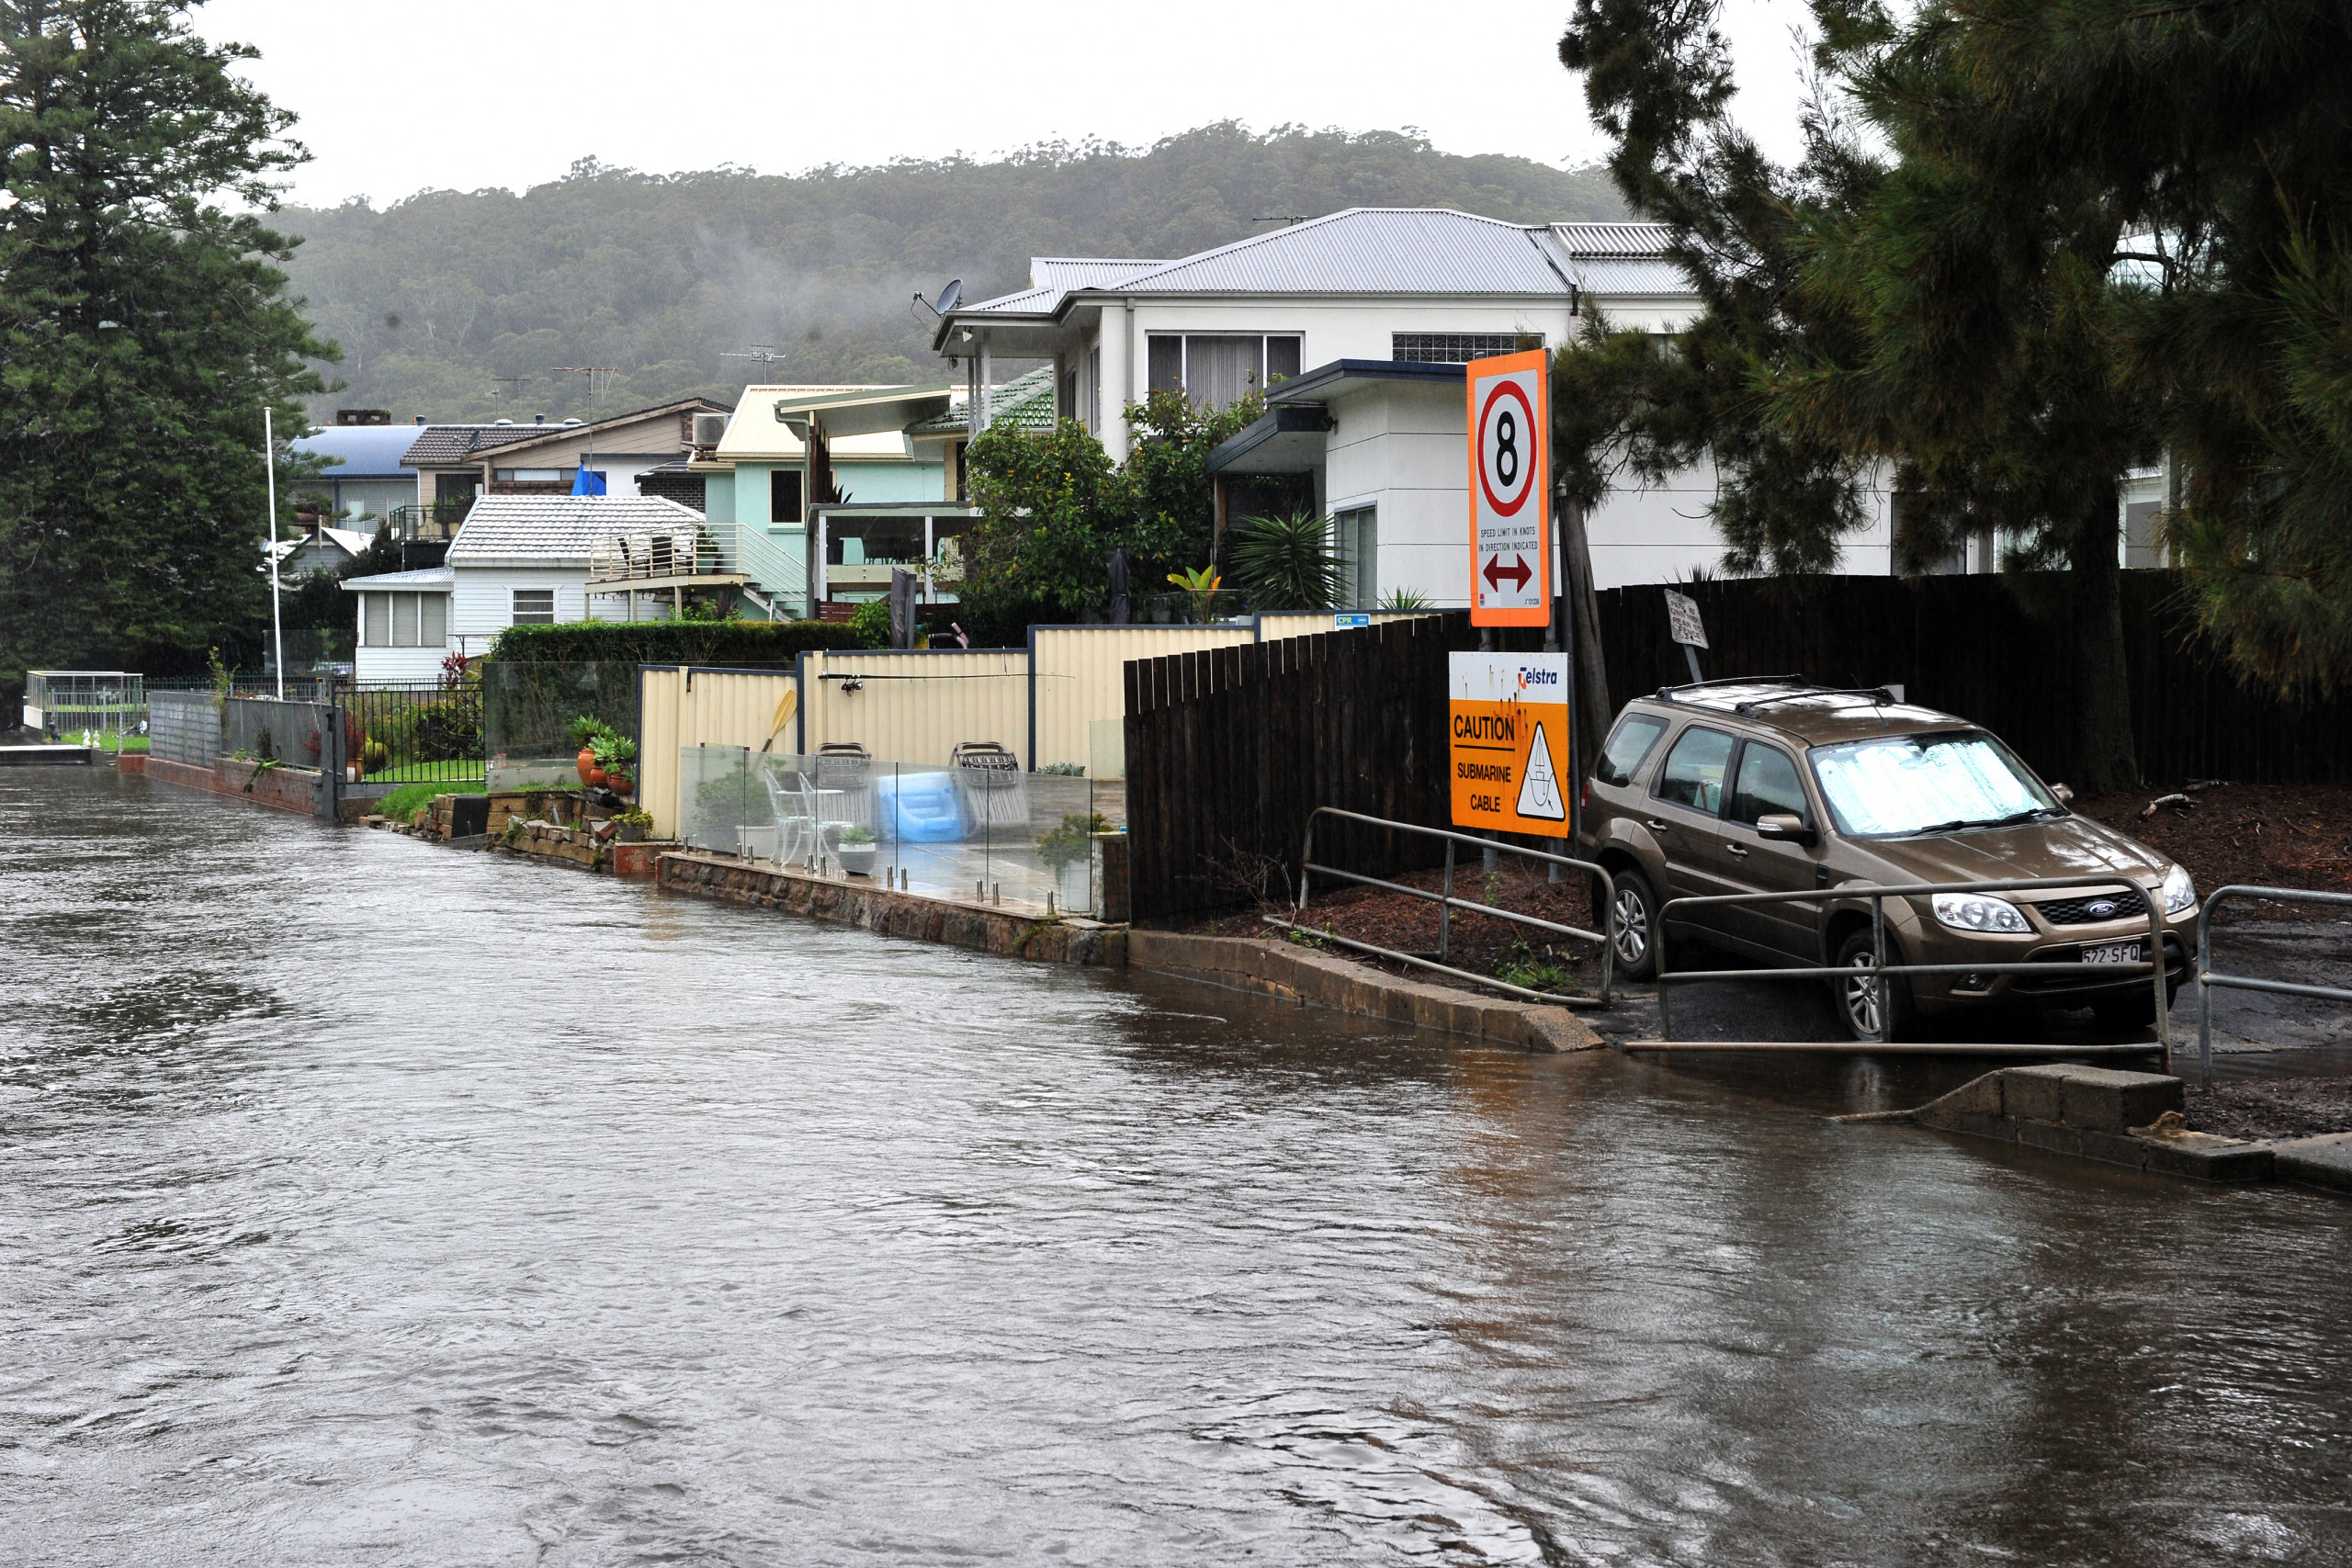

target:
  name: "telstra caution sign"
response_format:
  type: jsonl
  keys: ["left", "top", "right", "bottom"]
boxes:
{"left": 1449, "top": 652, "right": 1570, "bottom": 833}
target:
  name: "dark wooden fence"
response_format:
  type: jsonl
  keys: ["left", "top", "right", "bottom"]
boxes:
{"left": 1124, "top": 617, "right": 1481, "bottom": 921}
{"left": 1595, "top": 571, "right": 2352, "bottom": 787}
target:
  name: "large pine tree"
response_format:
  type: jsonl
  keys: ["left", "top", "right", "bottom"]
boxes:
{"left": 0, "top": 0, "right": 332, "bottom": 692}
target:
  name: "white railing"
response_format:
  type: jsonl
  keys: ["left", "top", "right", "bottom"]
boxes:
{"left": 586, "top": 522, "right": 809, "bottom": 613}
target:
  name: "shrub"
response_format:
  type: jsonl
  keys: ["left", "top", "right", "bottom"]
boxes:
{"left": 848, "top": 598, "right": 891, "bottom": 649}
{"left": 488, "top": 620, "right": 869, "bottom": 665}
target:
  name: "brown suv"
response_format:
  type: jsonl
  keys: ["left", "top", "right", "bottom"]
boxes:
{"left": 1577, "top": 678, "right": 2195, "bottom": 1040}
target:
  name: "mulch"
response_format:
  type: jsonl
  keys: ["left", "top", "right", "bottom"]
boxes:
{"left": 1187, "top": 857, "right": 1600, "bottom": 987}
{"left": 2074, "top": 780, "right": 2352, "bottom": 916}
{"left": 2185, "top": 1077, "right": 2352, "bottom": 1141}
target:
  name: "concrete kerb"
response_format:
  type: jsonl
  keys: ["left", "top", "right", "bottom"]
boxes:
{"left": 1854, "top": 1062, "right": 2352, "bottom": 1194}
{"left": 1126, "top": 930, "right": 1602, "bottom": 1054}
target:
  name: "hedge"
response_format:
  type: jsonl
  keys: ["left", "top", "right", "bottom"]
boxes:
{"left": 488, "top": 620, "right": 876, "bottom": 665}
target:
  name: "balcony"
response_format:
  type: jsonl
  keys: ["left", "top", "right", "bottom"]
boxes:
{"left": 586, "top": 521, "right": 810, "bottom": 617}
{"left": 388, "top": 501, "right": 472, "bottom": 542}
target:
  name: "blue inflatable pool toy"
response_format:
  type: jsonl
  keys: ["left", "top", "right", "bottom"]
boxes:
{"left": 876, "top": 770, "right": 965, "bottom": 842}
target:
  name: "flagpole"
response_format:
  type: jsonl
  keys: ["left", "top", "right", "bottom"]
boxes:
{"left": 265, "top": 406, "right": 284, "bottom": 699}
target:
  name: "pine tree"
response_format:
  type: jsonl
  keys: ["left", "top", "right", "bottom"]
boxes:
{"left": 0, "top": 0, "right": 333, "bottom": 692}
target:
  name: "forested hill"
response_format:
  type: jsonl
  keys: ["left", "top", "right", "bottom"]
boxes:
{"left": 276, "top": 124, "right": 1623, "bottom": 423}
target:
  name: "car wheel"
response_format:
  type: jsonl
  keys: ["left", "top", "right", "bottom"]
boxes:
{"left": 1833, "top": 929, "right": 1913, "bottom": 1043}
{"left": 1607, "top": 867, "right": 1659, "bottom": 981}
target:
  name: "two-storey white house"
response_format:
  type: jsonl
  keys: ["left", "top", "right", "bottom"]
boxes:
{"left": 932, "top": 207, "right": 1897, "bottom": 600}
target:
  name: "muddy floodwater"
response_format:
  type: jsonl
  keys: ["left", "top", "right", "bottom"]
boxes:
{"left": 6, "top": 768, "right": 2352, "bottom": 1565}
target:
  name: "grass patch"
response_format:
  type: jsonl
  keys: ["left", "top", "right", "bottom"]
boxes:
{"left": 58, "top": 732, "right": 148, "bottom": 752}
{"left": 376, "top": 781, "right": 484, "bottom": 821}
{"left": 364, "top": 761, "right": 486, "bottom": 783}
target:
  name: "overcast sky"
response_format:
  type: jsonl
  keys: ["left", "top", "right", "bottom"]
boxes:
{"left": 200, "top": 0, "right": 1821, "bottom": 209}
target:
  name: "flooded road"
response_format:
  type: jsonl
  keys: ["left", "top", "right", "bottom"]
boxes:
{"left": 6, "top": 768, "right": 2351, "bottom": 1565}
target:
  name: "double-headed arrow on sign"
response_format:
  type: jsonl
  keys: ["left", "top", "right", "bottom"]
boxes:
{"left": 1483, "top": 554, "right": 1532, "bottom": 593}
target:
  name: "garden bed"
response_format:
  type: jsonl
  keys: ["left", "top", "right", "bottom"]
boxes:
{"left": 2075, "top": 781, "right": 2352, "bottom": 915}
{"left": 2185, "top": 1077, "right": 2352, "bottom": 1140}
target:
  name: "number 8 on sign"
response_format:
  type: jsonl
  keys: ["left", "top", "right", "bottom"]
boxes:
{"left": 1465, "top": 349, "right": 1551, "bottom": 627}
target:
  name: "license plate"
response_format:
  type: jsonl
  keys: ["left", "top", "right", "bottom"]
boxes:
{"left": 2083, "top": 941, "right": 2143, "bottom": 965}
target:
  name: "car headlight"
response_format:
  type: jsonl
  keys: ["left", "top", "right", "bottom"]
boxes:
{"left": 1932, "top": 893, "right": 2032, "bottom": 933}
{"left": 2160, "top": 863, "right": 2197, "bottom": 916}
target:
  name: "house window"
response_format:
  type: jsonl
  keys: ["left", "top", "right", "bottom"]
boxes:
{"left": 1144, "top": 333, "right": 1304, "bottom": 411}
{"left": 512, "top": 589, "right": 556, "bottom": 626}
{"left": 1335, "top": 507, "right": 1377, "bottom": 608}
{"left": 1086, "top": 345, "right": 1102, "bottom": 431}
{"left": 771, "top": 468, "right": 804, "bottom": 525}
{"left": 1060, "top": 366, "right": 1079, "bottom": 423}
{"left": 1392, "top": 333, "right": 1544, "bottom": 364}
{"left": 359, "top": 592, "right": 450, "bottom": 646}
{"left": 492, "top": 468, "right": 566, "bottom": 482}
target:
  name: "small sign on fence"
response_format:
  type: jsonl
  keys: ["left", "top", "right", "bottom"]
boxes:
{"left": 1664, "top": 590, "right": 1708, "bottom": 649}
{"left": 1448, "top": 652, "right": 1570, "bottom": 833}
{"left": 1334, "top": 613, "right": 1371, "bottom": 629}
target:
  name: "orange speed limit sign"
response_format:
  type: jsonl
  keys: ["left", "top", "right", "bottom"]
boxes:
{"left": 1450, "top": 652, "right": 1570, "bottom": 832}
{"left": 1465, "top": 348, "right": 1551, "bottom": 627}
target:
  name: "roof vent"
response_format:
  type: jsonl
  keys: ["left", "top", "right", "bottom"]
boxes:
{"left": 493, "top": 418, "right": 514, "bottom": 425}
{"left": 413, "top": 415, "right": 425, "bottom": 424}
{"left": 535, "top": 413, "right": 546, "bottom": 423}
{"left": 564, "top": 418, "right": 582, "bottom": 426}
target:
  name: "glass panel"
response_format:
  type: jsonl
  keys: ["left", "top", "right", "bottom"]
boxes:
{"left": 1811, "top": 732, "right": 2054, "bottom": 838}
{"left": 1596, "top": 714, "right": 1668, "bottom": 786}
{"left": 1182, "top": 334, "right": 1264, "bottom": 411}
{"left": 421, "top": 592, "right": 448, "bottom": 648}
{"left": 392, "top": 592, "right": 420, "bottom": 647}
{"left": 483, "top": 661, "right": 643, "bottom": 791}
{"left": 1267, "top": 335, "right": 1302, "bottom": 382}
{"left": 363, "top": 592, "right": 390, "bottom": 647}
{"left": 771, "top": 468, "right": 803, "bottom": 524}
{"left": 1147, "top": 335, "right": 1182, "bottom": 394}
{"left": 512, "top": 589, "right": 555, "bottom": 626}
{"left": 1727, "top": 744, "right": 1808, "bottom": 826}
{"left": 1657, "top": 727, "right": 1735, "bottom": 814}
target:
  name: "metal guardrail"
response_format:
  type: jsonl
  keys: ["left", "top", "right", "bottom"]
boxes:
{"left": 1292, "top": 806, "right": 1618, "bottom": 1008}
{"left": 2196, "top": 885, "right": 2352, "bottom": 1089}
{"left": 1656, "top": 874, "right": 2176, "bottom": 1068}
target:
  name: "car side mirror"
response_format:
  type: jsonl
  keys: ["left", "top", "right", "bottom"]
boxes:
{"left": 2051, "top": 784, "right": 2074, "bottom": 807}
{"left": 1755, "top": 812, "right": 1816, "bottom": 846}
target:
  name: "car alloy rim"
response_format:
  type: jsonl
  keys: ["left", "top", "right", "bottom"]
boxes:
{"left": 1612, "top": 888, "right": 1648, "bottom": 964}
{"left": 1843, "top": 953, "right": 1883, "bottom": 1038}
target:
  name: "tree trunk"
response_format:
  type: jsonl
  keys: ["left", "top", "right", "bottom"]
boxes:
{"left": 1558, "top": 497, "right": 1614, "bottom": 778}
{"left": 2068, "top": 490, "right": 2139, "bottom": 795}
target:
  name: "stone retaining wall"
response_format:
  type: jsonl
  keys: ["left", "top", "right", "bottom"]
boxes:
{"left": 1125, "top": 931, "right": 1600, "bottom": 1054}
{"left": 660, "top": 852, "right": 1125, "bottom": 966}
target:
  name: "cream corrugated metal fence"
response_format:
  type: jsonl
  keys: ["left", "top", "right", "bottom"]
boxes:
{"left": 799, "top": 649, "right": 1030, "bottom": 768}
{"left": 1029, "top": 625, "right": 1254, "bottom": 771}
{"left": 638, "top": 666, "right": 801, "bottom": 839}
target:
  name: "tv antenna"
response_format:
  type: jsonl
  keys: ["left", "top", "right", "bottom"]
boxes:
{"left": 491, "top": 375, "right": 533, "bottom": 398}
{"left": 721, "top": 344, "right": 786, "bottom": 367}
{"left": 549, "top": 366, "right": 621, "bottom": 397}
{"left": 1250, "top": 214, "right": 1308, "bottom": 226}
{"left": 911, "top": 279, "right": 962, "bottom": 321}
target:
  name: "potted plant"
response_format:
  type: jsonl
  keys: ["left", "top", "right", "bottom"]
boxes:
{"left": 611, "top": 807, "right": 654, "bottom": 844}
{"left": 569, "top": 715, "right": 606, "bottom": 785}
{"left": 835, "top": 825, "right": 878, "bottom": 876}
{"left": 1036, "top": 812, "right": 1110, "bottom": 912}
{"left": 592, "top": 730, "right": 638, "bottom": 795}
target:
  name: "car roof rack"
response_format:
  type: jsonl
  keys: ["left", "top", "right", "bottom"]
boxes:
{"left": 1654, "top": 673, "right": 1808, "bottom": 702}
{"left": 1732, "top": 685, "right": 1896, "bottom": 715}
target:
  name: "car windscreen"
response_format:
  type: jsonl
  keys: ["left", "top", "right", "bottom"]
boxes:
{"left": 1808, "top": 730, "right": 2057, "bottom": 837}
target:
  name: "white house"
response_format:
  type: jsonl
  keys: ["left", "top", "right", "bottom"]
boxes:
{"left": 933, "top": 208, "right": 1899, "bottom": 599}
{"left": 340, "top": 494, "right": 706, "bottom": 682}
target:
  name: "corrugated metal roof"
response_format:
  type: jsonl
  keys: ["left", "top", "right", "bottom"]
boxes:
{"left": 1029, "top": 257, "right": 1170, "bottom": 290}
{"left": 340, "top": 565, "right": 455, "bottom": 591}
{"left": 716, "top": 384, "right": 874, "bottom": 459}
{"left": 1104, "top": 209, "right": 1575, "bottom": 296}
{"left": 1550, "top": 221, "right": 1673, "bottom": 257}
{"left": 294, "top": 424, "right": 424, "bottom": 477}
{"left": 959, "top": 283, "right": 1062, "bottom": 317}
{"left": 446, "top": 495, "right": 705, "bottom": 565}
{"left": 1564, "top": 257, "right": 1692, "bottom": 294}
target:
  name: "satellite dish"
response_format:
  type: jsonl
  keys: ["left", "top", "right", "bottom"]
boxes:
{"left": 935, "top": 278, "right": 962, "bottom": 315}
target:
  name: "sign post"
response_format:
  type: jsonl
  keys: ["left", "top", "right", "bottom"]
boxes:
{"left": 1465, "top": 350, "right": 1551, "bottom": 627}
{"left": 1664, "top": 589, "right": 1707, "bottom": 683}
{"left": 1449, "top": 652, "right": 1571, "bottom": 834}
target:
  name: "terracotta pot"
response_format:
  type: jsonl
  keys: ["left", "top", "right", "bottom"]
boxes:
{"left": 588, "top": 766, "right": 609, "bottom": 788}
{"left": 607, "top": 772, "right": 633, "bottom": 795}
{"left": 577, "top": 748, "right": 597, "bottom": 784}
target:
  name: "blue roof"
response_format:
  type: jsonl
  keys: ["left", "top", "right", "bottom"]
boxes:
{"left": 294, "top": 424, "right": 425, "bottom": 478}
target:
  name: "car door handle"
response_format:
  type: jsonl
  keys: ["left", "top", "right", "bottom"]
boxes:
{"left": 1724, "top": 844, "right": 1749, "bottom": 858}
{"left": 1644, "top": 819, "right": 1671, "bottom": 832}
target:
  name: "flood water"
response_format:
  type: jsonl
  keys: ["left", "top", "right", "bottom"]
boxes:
{"left": 6, "top": 768, "right": 2351, "bottom": 1566}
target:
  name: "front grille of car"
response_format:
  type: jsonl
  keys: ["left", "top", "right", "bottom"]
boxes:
{"left": 2031, "top": 888, "right": 2149, "bottom": 926}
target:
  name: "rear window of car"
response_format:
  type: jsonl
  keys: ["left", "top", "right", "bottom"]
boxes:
{"left": 1594, "top": 714, "right": 1668, "bottom": 786}
{"left": 1656, "top": 726, "right": 1736, "bottom": 814}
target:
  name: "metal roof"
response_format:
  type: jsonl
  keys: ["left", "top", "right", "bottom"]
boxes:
{"left": 293, "top": 424, "right": 424, "bottom": 477}
{"left": 340, "top": 565, "right": 455, "bottom": 591}
{"left": 1560, "top": 256, "right": 1692, "bottom": 294}
{"left": 1550, "top": 222, "right": 1672, "bottom": 257}
{"left": 445, "top": 495, "right": 706, "bottom": 566}
{"left": 1265, "top": 358, "right": 1466, "bottom": 405}
{"left": 1103, "top": 209, "right": 1577, "bottom": 296}
{"left": 1029, "top": 257, "right": 1170, "bottom": 290}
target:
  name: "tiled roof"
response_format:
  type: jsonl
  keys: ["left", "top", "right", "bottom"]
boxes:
{"left": 445, "top": 495, "right": 706, "bottom": 566}
{"left": 905, "top": 367, "right": 1058, "bottom": 435}
{"left": 401, "top": 423, "right": 561, "bottom": 467}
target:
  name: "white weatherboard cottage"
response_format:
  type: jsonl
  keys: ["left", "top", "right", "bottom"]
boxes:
{"left": 340, "top": 495, "right": 705, "bottom": 682}
{"left": 933, "top": 207, "right": 1897, "bottom": 600}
